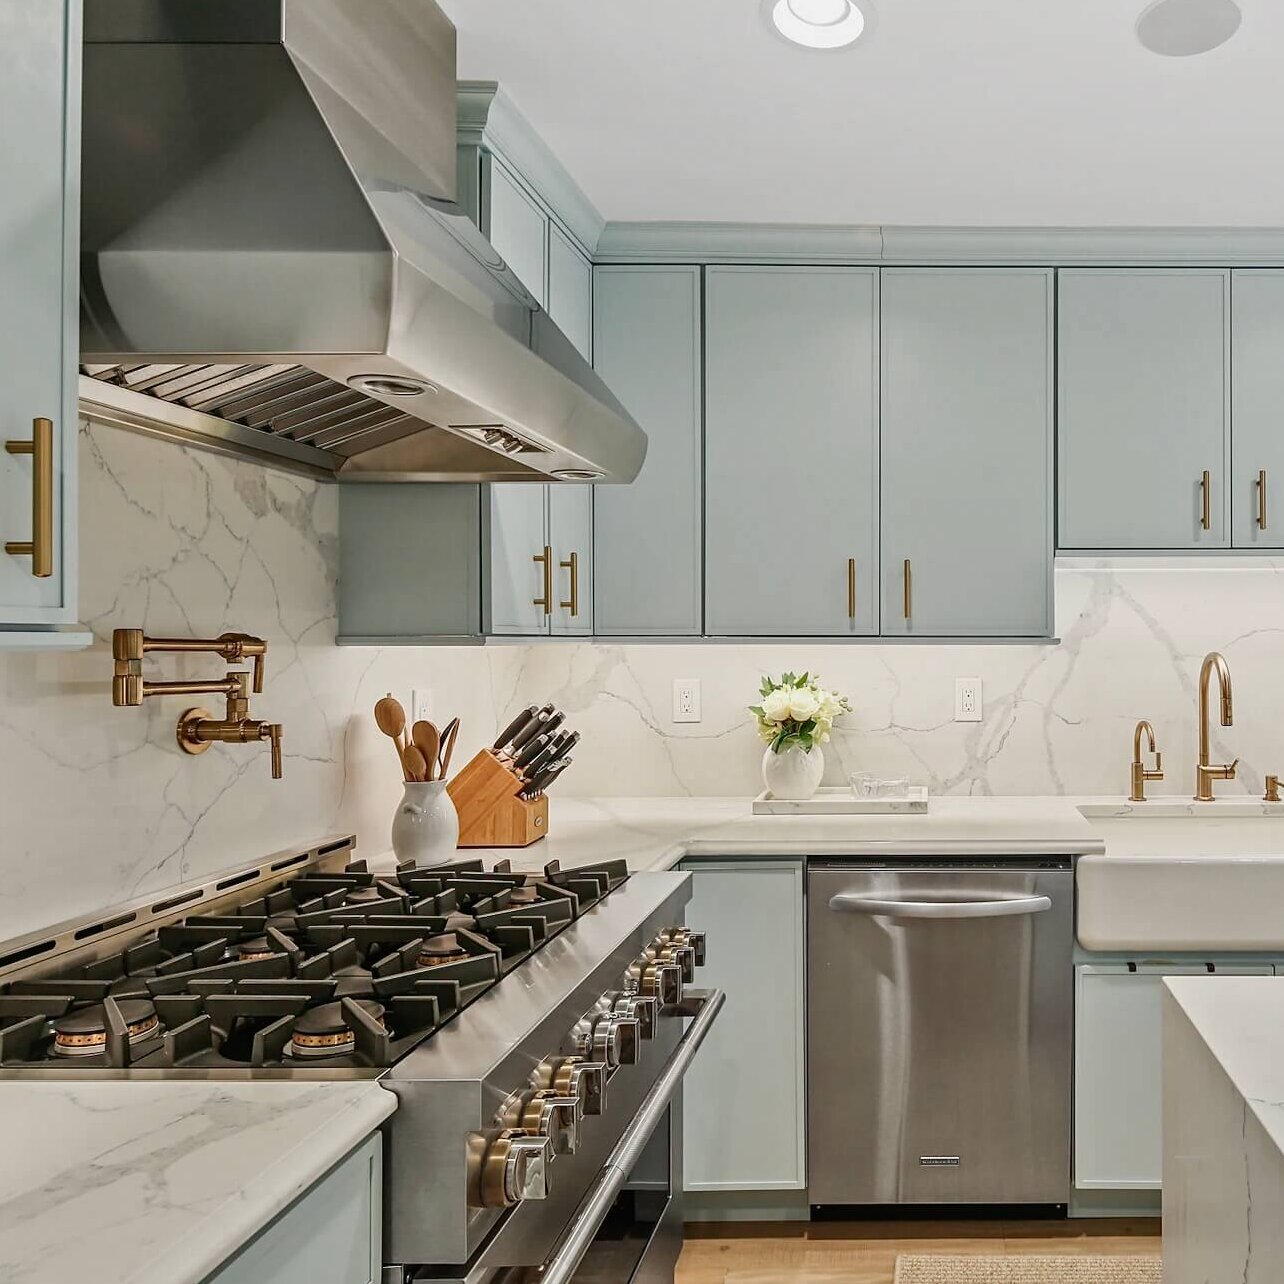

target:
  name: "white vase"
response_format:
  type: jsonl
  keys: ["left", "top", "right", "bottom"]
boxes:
{"left": 391, "top": 781, "right": 459, "bottom": 867}
{"left": 762, "top": 744, "right": 824, "bottom": 800}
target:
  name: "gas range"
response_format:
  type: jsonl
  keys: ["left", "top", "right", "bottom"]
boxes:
{"left": 0, "top": 835, "right": 628, "bottom": 1075}
{"left": 0, "top": 835, "right": 721, "bottom": 1284}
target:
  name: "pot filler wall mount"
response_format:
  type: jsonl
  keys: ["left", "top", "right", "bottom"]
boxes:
{"left": 78, "top": 0, "right": 647, "bottom": 486}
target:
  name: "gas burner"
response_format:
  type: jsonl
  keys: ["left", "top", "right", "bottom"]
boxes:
{"left": 344, "top": 885, "right": 384, "bottom": 905}
{"left": 235, "top": 936, "right": 277, "bottom": 962}
{"left": 417, "top": 933, "right": 469, "bottom": 969}
{"left": 288, "top": 999, "right": 384, "bottom": 1060}
{"left": 508, "top": 886, "right": 540, "bottom": 906}
{"left": 51, "top": 998, "right": 160, "bottom": 1059}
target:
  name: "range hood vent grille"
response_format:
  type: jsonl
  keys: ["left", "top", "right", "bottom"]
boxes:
{"left": 81, "top": 363, "right": 416, "bottom": 453}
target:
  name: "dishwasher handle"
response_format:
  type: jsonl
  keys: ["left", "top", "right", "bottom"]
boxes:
{"left": 827, "top": 893, "right": 1052, "bottom": 919}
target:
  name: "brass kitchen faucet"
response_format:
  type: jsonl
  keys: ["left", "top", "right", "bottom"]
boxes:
{"left": 111, "top": 629, "right": 283, "bottom": 779}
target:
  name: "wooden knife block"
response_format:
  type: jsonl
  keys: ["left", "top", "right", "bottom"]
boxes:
{"left": 446, "top": 749, "right": 549, "bottom": 848}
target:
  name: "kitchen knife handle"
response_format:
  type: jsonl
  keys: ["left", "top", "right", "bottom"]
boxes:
{"left": 511, "top": 713, "right": 549, "bottom": 754}
{"left": 494, "top": 705, "right": 539, "bottom": 752}
{"left": 514, "top": 734, "right": 551, "bottom": 772}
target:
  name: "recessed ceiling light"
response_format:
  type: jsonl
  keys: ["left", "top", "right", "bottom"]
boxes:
{"left": 767, "top": 0, "right": 867, "bottom": 50}
{"left": 1136, "top": 0, "right": 1242, "bottom": 56}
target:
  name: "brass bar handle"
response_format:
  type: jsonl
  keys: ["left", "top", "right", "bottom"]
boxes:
{"left": 5, "top": 417, "right": 54, "bottom": 578}
{"left": 847, "top": 558, "right": 857, "bottom": 620}
{"left": 1200, "top": 469, "right": 1211, "bottom": 532}
{"left": 532, "top": 545, "right": 553, "bottom": 614}
{"left": 1258, "top": 469, "right": 1268, "bottom": 532}
{"left": 903, "top": 559, "right": 913, "bottom": 620}
{"left": 559, "top": 551, "right": 580, "bottom": 617}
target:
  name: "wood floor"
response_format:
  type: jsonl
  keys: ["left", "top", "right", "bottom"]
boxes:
{"left": 676, "top": 1219, "right": 1162, "bottom": 1284}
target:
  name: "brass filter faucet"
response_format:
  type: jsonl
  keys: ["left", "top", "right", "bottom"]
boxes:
{"left": 111, "top": 629, "right": 282, "bottom": 779}
{"left": 1195, "top": 651, "right": 1237, "bottom": 802}
{"left": 1129, "top": 720, "right": 1164, "bottom": 802}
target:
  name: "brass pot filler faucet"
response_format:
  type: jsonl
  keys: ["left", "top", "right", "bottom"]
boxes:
{"left": 1129, "top": 650, "right": 1253, "bottom": 804}
{"left": 112, "top": 629, "right": 283, "bottom": 779}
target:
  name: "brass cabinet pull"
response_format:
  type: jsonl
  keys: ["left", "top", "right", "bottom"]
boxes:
{"left": 5, "top": 417, "right": 54, "bottom": 578}
{"left": 559, "top": 551, "right": 580, "bottom": 617}
{"left": 1258, "top": 469, "right": 1269, "bottom": 531}
{"left": 532, "top": 545, "right": 553, "bottom": 614}
{"left": 1200, "top": 470, "right": 1212, "bottom": 532}
{"left": 903, "top": 559, "right": 913, "bottom": 620}
{"left": 847, "top": 558, "right": 857, "bottom": 620}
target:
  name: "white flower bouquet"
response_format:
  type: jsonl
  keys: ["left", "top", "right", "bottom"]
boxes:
{"left": 749, "top": 672, "right": 852, "bottom": 755}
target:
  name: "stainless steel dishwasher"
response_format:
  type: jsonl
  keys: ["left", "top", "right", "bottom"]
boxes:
{"left": 807, "top": 858, "right": 1073, "bottom": 1211}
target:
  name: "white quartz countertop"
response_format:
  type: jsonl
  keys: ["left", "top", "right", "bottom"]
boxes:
{"left": 1165, "top": 977, "right": 1284, "bottom": 1156}
{"left": 388, "top": 795, "right": 1105, "bottom": 874}
{"left": 0, "top": 1079, "right": 395, "bottom": 1284}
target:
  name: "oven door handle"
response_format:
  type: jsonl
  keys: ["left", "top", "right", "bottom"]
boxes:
{"left": 536, "top": 987, "right": 725, "bottom": 1284}
{"left": 828, "top": 893, "right": 1052, "bottom": 919}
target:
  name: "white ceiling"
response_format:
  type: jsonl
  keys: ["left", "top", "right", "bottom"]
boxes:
{"left": 438, "top": 0, "right": 1283, "bottom": 228}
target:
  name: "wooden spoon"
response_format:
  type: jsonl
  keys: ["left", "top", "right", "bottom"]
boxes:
{"left": 411, "top": 721, "right": 440, "bottom": 781}
{"left": 374, "top": 694, "right": 408, "bottom": 772}
{"left": 437, "top": 717, "right": 460, "bottom": 779}
{"left": 402, "top": 744, "right": 430, "bottom": 783}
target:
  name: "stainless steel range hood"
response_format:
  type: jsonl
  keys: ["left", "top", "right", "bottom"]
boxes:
{"left": 78, "top": 0, "right": 646, "bottom": 484}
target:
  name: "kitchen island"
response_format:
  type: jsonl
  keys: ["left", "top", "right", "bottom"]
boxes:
{"left": 0, "top": 1079, "right": 393, "bottom": 1284}
{"left": 1163, "top": 976, "right": 1284, "bottom": 1284}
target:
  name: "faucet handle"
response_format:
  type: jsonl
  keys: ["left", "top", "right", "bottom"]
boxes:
{"left": 265, "top": 724, "right": 283, "bottom": 779}
{"left": 1267, "top": 775, "right": 1281, "bottom": 803}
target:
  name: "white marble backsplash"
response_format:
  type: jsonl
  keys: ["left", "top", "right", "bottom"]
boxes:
{"left": 2, "top": 420, "right": 1284, "bottom": 939}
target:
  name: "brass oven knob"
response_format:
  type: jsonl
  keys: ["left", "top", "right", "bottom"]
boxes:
{"left": 614, "top": 993, "right": 657, "bottom": 1040}
{"left": 627, "top": 959, "right": 683, "bottom": 1007}
{"left": 658, "top": 927, "right": 706, "bottom": 967}
{"left": 520, "top": 1089, "right": 582, "bottom": 1155}
{"left": 532, "top": 1055, "right": 608, "bottom": 1116}
{"left": 479, "top": 1129, "right": 552, "bottom": 1208}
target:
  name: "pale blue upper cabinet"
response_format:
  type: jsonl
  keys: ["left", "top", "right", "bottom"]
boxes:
{"left": 1059, "top": 269, "right": 1231, "bottom": 551}
{"left": 880, "top": 269, "right": 1054, "bottom": 638}
{"left": 593, "top": 266, "right": 703, "bottom": 636}
{"left": 0, "top": 0, "right": 80, "bottom": 628}
{"left": 483, "top": 155, "right": 548, "bottom": 307}
{"left": 704, "top": 267, "right": 879, "bottom": 637}
{"left": 547, "top": 224, "right": 593, "bottom": 362}
{"left": 1230, "top": 271, "right": 1284, "bottom": 550}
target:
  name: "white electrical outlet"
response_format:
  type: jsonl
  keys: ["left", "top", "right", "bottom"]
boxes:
{"left": 673, "top": 678, "right": 702, "bottom": 724}
{"left": 411, "top": 687, "right": 434, "bottom": 726}
{"left": 954, "top": 677, "right": 983, "bottom": 723}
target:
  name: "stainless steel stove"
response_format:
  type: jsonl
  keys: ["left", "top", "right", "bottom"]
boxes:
{"left": 0, "top": 835, "right": 720, "bottom": 1284}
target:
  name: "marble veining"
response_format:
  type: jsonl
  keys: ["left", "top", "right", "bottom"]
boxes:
{"left": 5, "top": 420, "right": 1284, "bottom": 940}
{"left": 0, "top": 1079, "right": 395, "bottom": 1284}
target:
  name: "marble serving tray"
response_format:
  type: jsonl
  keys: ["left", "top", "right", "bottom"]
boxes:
{"left": 752, "top": 786, "right": 930, "bottom": 816}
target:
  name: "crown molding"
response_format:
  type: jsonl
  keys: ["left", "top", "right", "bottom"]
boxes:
{"left": 595, "top": 222, "right": 1284, "bottom": 265}
{"left": 457, "top": 81, "right": 605, "bottom": 258}
{"left": 595, "top": 222, "right": 884, "bottom": 263}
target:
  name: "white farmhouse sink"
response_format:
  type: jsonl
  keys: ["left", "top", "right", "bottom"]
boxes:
{"left": 1076, "top": 803, "right": 1284, "bottom": 952}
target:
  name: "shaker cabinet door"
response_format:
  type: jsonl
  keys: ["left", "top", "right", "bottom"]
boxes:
{"left": 548, "top": 484, "right": 593, "bottom": 636}
{"left": 593, "top": 266, "right": 703, "bottom": 635}
{"left": 681, "top": 860, "right": 806, "bottom": 1191}
{"left": 880, "top": 269, "right": 1054, "bottom": 638}
{"left": 0, "top": 0, "right": 77, "bottom": 624}
{"left": 704, "top": 267, "right": 879, "bottom": 637}
{"left": 1230, "top": 271, "right": 1284, "bottom": 549}
{"left": 485, "top": 487, "right": 550, "bottom": 635}
{"left": 483, "top": 155, "right": 548, "bottom": 307}
{"left": 1058, "top": 270, "right": 1230, "bottom": 551}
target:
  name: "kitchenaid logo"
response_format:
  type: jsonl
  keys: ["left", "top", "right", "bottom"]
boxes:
{"left": 919, "top": 1156, "right": 961, "bottom": 1167}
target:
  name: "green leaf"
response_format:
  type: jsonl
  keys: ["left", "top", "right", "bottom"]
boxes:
{"left": 748, "top": 705, "right": 765, "bottom": 719}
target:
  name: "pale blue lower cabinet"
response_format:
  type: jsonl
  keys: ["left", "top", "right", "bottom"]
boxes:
{"left": 207, "top": 1132, "right": 382, "bottom": 1284}
{"left": 681, "top": 859, "right": 806, "bottom": 1191}
{"left": 1074, "top": 962, "right": 1271, "bottom": 1193}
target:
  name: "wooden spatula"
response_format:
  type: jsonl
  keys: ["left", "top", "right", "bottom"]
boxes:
{"left": 412, "top": 721, "right": 440, "bottom": 781}
{"left": 437, "top": 717, "right": 460, "bottom": 780}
